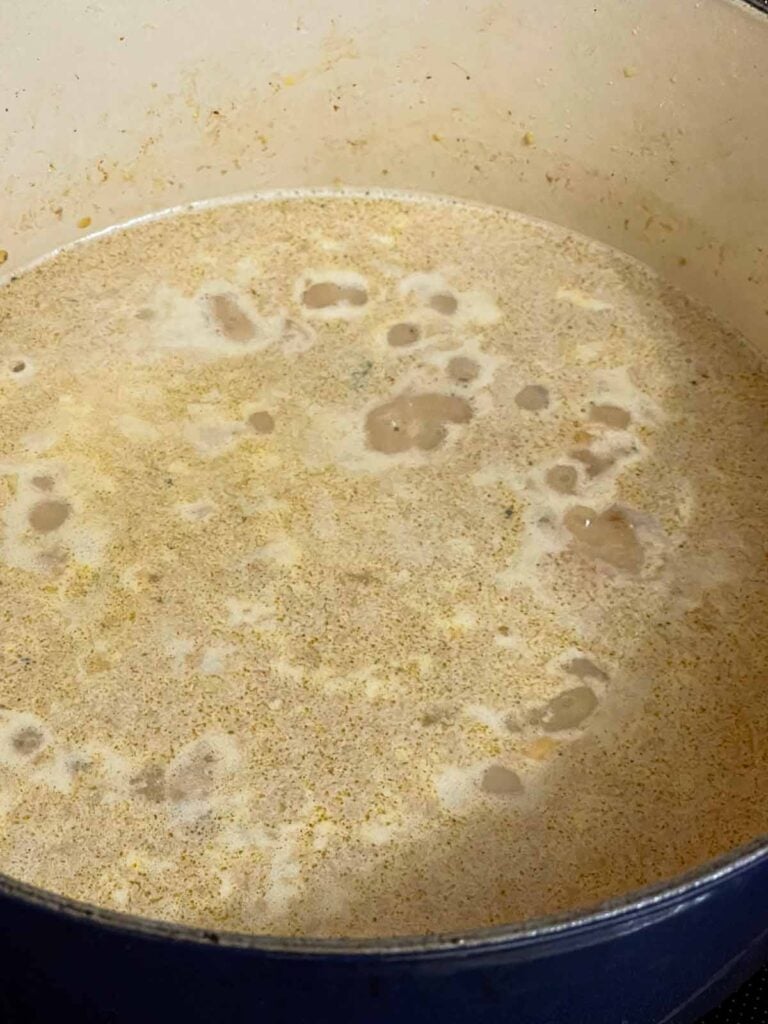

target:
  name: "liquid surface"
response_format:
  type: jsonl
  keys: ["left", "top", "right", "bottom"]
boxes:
{"left": 1, "top": 191, "right": 767, "bottom": 937}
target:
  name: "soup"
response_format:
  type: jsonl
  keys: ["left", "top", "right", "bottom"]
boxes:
{"left": 1, "top": 191, "right": 767, "bottom": 936}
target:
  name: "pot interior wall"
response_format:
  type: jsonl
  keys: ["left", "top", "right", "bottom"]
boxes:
{"left": 2, "top": 0, "right": 767, "bottom": 350}
{"left": 3, "top": 0, "right": 767, "bottom": 345}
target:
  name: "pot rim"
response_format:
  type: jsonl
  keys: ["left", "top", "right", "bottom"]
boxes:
{"left": 1, "top": 0, "right": 766, "bottom": 965}
{"left": 2, "top": 815, "right": 766, "bottom": 960}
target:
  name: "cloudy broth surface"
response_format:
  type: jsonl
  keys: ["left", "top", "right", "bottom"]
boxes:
{"left": 1, "top": 190, "right": 767, "bottom": 936}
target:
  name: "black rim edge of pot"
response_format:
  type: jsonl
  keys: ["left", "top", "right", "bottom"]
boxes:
{"left": 1, "top": 834, "right": 767, "bottom": 958}
{"left": 1, "top": 0, "right": 766, "bottom": 967}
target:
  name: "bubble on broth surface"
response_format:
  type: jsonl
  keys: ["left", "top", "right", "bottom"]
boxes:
{"left": 0, "top": 712, "right": 50, "bottom": 766}
{"left": 12, "top": 727, "right": 45, "bottom": 756}
{"left": 130, "top": 764, "right": 167, "bottom": 803}
{"left": 302, "top": 281, "right": 367, "bottom": 309}
{"left": 28, "top": 499, "right": 70, "bottom": 534}
{"left": 8, "top": 358, "right": 34, "bottom": 381}
{"left": 515, "top": 385, "right": 549, "bottom": 411}
{"left": 207, "top": 293, "right": 256, "bottom": 342}
{"left": 429, "top": 292, "right": 458, "bottom": 316}
{"left": 590, "top": 403, "right": 631, "bottom": 429}
{"left": 546, "top": 464, "right": 578, "bottom": 495}
{"left": 398, "top": 271, "right": 501, "bottom": 324}
{"left": 571, "top": 448, "right": 616, "bottom": 479}
{"left": 565, "top": 657, "right": 609, "bottom": 683}
{"left": 447, "top": 356, "right": 479, "bottom": 383}
{"left": 247, "top": 410, "right": 275, "bottom": 434}
{"left": 481, "top": 764, "right": 524, "bottom": 797}
{"left": 387, "top": 322, "right": 421, "bottom": 348}
{"left": 564, "top": 504, "right": 644, "bottom": 573}
{"left": 365, "top": 393, "right": 473, "bottom": 454}
{"left": 531, "top": 686, "right": 599, "bottom": 732}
